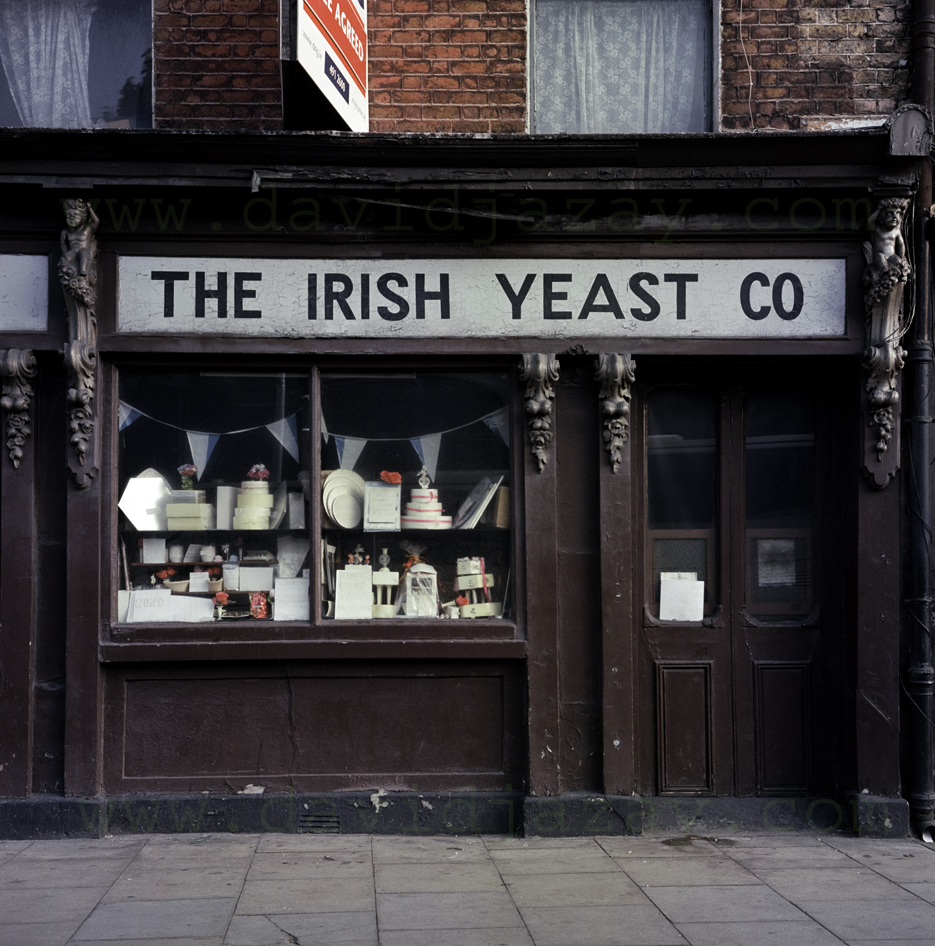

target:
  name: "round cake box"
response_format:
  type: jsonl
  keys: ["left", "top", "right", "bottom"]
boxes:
{"left": 411, "top": 489, "right": 438, "bottom": 501}
{"left": 401, "top": 515, "right": 452, "bottom": 530}
{"left": 404, "top": 502, "right": 443, "bottom": 514}
{"left": 241, "top": 481, "right": 270, "bottom": 491}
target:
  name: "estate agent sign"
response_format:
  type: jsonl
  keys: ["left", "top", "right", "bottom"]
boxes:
{"left": 118, "top": 257, "right": 847, "bottom": 339}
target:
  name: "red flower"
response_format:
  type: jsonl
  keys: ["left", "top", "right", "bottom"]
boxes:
{"left": 380, "top": 470, "right": 402, "bottom": 484}
{"left": 213, "top": 592, "right": 229, "bottom": 605}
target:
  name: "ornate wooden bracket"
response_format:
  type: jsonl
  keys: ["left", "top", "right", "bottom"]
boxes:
{"left": 861, "top": 195, "right": 912, "bottom": 488}
{"left": 58, "top": 198, "right": 100, "bottom": 489}
{"left": 0, "top": 349, "right": 37, "bottom": 469}
{"left": 595, "top": 353, "right": 635, "bottom": 473}
{"left": 520, "top": 353, "right": 560, "bottom": 472}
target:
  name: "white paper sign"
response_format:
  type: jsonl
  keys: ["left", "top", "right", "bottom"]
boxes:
{"left": 141, "top": 538, "right": 167, "bottom": 564}
{"left": 274, "top": 577, "right": 310, "bottom": 622}
{"left": 118, "top": 257, "right": 847, "bottom": 340}
{"left": 659, "top": 578, "right": 705, "bottom": 622}
{"left": 335, "top": 565, "right": 373, "bottom": 620}
{"left": 0, "top": 255, "right": 48, "bottom": 331}
{"left": 188, "top": 571, "right": 210, "bottom": 593}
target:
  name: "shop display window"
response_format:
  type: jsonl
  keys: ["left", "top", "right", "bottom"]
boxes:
{"left": 115, "top": 367, "right": 514, "bottom": 629}
{"left": 319, "top": 371, "right": 513, "bottom": 622}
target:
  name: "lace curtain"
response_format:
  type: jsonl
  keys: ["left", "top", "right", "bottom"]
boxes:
{"left": 534, "top": 0, "right": 708, "bottom": 134}
{"left": 0, "top": 0, "right": 98, "bottom": 128}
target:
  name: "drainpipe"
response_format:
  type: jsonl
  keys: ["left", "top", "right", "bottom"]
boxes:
{"left": 907, "top": 0, "right": 935, "bottom": 840}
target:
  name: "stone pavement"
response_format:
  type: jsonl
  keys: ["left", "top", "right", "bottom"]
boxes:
{"left": 1, "top": 831, "right": 934, "bottom": 946}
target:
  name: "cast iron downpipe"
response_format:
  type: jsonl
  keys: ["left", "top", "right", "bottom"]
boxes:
{"left": 907, "top": 0, "right": 935, "bottom": 840}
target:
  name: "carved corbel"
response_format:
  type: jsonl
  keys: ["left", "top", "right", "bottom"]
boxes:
{"left": 861, "top": 195, "right": 912, "bottom": 488}
{"left": 520, "top": 353, "right": 560, "bottom": 472}
{"left": 595, "top": 353, "right": 635, "bottom": 473}
{"left": 0, "top": 349, "right": 37, "bottom": 469}
{"left": 58, "top": 197, "right": 100, "bottom": 488}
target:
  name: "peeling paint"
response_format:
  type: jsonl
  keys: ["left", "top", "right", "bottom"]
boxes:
{"left": 370, "top": 788, "right": 390, "bottom": 812}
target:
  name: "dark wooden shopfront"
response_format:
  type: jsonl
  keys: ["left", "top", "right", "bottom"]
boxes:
{"left": 0, "top": 130, "right": 909, "bottom": 835}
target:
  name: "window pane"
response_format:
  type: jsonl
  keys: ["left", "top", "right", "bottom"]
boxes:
{"left": 117, "top": 371, "right": 310, "bottom": 624}
{"left": 744, "top": 391, "right": 816, "bottom": 620}
{"left": 534, "top": 0, "right": 709, "bottom": 134}
{"left": 0, "top": 0, "right": 152, "bottom": 128}
{"left": 320, "top": 371, "right": 512, "bottom": 621}
{"left": 647, "top": 388, "right": 717, "bottom": 616}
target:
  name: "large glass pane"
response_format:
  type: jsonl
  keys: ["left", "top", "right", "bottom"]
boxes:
{"left": 646, "top": 388, "right": 717, "bottom": 617}
{"left": 117, "top": 370, "right": 310, "bottom": 624}
{"left": 744, "top": 391, "right": 816, "bottom": 621}
{"left": 320, "top": 371, "right": 512, "bottom": 621}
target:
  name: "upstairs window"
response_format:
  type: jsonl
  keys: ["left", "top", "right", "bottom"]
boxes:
{"left": 0, "top": 0, "right": 152, "bottom": 129}
{"left": 533, "top": 0, "right": 711, "bottom": 134}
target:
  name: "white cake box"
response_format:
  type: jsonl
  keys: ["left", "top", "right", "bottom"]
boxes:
{"left": 168, "top": 490, "right": 206, "bottom": 503}
{"left": 455, "top": 573, "right": 495, "bottom": 592}
{"left": 239, "top": 566, "right": 274, "bottom": 591}
{"left": 457, "top": 557, "right": 484, "bottom": 575}
{"left": 241, "top": 481, "right": 270, "bottom": 491}
{"left": 237, "top": 493, "right": 274, "bottom": 508}
{"left": 166, "top": 503, "right": 215, "bottom": 520}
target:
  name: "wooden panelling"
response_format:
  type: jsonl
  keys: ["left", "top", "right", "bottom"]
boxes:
{"left": 655, "top": 663, "right": 714, "bottom": 795}
{"left": 755, "top": 662, "right": 811, "bottom": 795}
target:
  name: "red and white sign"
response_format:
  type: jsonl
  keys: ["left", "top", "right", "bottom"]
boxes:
{"left": 298, "top": 0, "right": 368, "bottom": 132}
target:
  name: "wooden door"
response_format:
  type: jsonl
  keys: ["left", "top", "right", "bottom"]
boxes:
{"left": 635, "top": 363, "right": 841, "bottom": 797}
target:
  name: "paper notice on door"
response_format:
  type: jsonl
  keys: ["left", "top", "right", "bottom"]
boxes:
{"left": 659, "top": 577, "right": 705, "bottom": 622}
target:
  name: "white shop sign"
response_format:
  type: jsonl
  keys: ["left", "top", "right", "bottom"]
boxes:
{"left": 117, "top": 257, "right": 847, "bottom": 339}
{"left": 0, "top": 255, "right": 48, "bottom": 332}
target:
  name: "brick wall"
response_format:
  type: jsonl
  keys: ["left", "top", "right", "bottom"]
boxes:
{"left": 369, "top": 0, "right": 527, "bottom": 133}
{"left": 154, "top": 0, "right": 282, "bottom": 131}
{"left": 721, "top": 0, "right": 911, "bottom": 131}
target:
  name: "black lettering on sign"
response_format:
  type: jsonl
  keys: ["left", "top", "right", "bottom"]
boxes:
{"left": 234, "top": 272, "right": 262, "bottom": 319}
{"left": 741, "top": 272, "right": 771, "bottom": 320}
{"left": 772, "top": 273, "right": 804, "bottom": 320}
{"left": 578, "top": 274, "right": 624, "bottom": 319}
{"left": 663, "top": 273, "right": 698, "bottom": 320}
{"left": 416, "top": 273, "right": 450, "bottom": 319}
{"left": 629, "top": 273, "right": 660, "bottom": 321}
{"left": 377, "top": 273, "right": 409, "bottom": 321}
{"left": 195, "top": 271, "right": 228, "bottom": 318}
{"left": 360, "top": 274, "right": 370, "bottom": 320}
{"left": 496, "top": 273, "right": 535, "bottom": 319}
{"left": 325, "top": 273, "right": 355, "bottom": 320}
{"left": 308, "top": 274, "right": 317, "bottom": 319}
{"left": 543, "top": 274, "right": 573, "bottom": 319}
{"left": 151, "top": 271, "right": 189, "bottom": 318}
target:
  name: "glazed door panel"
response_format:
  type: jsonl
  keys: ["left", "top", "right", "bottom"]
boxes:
{"left": 636, "top": 365, "right": 840, "bottom": 797}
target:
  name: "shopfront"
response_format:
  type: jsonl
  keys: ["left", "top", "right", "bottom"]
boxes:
{"left": 0, "top": 127, "right": 917, "bottom": 835}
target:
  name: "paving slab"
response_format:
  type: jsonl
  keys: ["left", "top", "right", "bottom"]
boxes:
{"left": 225, "top": 911, "right": 378, "bottom": 945}
{"left": 103, "top": 863, "right": 249, "bottom": 902}
{"left": 643, "top": 884, "right": 806, "bottom": 923}
{"left": 0, "top": 840, "right": 33, "bottom": 853}
{"left": 376, "top": 891, "right": 524, "bottom": 931}
{"left": 489, "top": 846, "right": 622, "bottom": 875}
{"left": 375, "top": 860, "right": 504, "bottom": 893}
{"left": 796, "top": 898, "right": 935, "bottom": 941}
{"left": 0, "top": 921, "right": 82, "bottom": 946}
{"left": 615, "top": 855, "right": 761, "bottom": 887}
{"left": 758, "top": 866, "right": 916, "bottom": 901}
{"left": 380, "top": 928, "right": 534, "bottom": 946}
{"left": 727, "top": 845, "right": 861, "bottom": 873}
{"left": 674, "top": 920, "right": 845, "bottom": 946}
{"left": 371, "top": 837, "right": 489, "bottom": 863}
{"left": 72, "top": 898, "right": 236, "bottom": 941}
{"left": 484, "top": 837, "right": 603, "bottom": 851}
{"left": 255, "top": 835, "right": 373, "bottom": 854}
{"left": 703, "top": 833, "right": 831, "bottom": 848}
{"left": 19, "top": 838, "right": 144, "bottom": 860}
{"left": 518, "top": 904, "right": 688, "bottom": 946}
{"left": 899, "top": 881, "right": 935, "bottom": 905}
{"left": 597, "top": 838, "right": 719, "bottom": 859}
{"left": 0, "top": 884, "right": 108, "bottom": 924}
{"left": 0, "top": 853, "right": 132, "bottom": 888}
{"left": 503, "top": 871, "right": 647, "bottom": 907}
{"left": 235, "top": 877, "right": 375, "bottom": 915}
{"left": 67, "top": 940, "right": 222, "bottom": 946}
{"left": 246, "top": 851, "right": 372, "bottom": 881}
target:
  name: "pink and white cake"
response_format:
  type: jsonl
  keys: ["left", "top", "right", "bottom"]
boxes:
{"left": 401, "top": 487, "right": 452, "bottom": 530}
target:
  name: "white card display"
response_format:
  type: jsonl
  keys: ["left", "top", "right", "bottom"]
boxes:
{"left": 364, "top": 482, "right": 401, "bottom": 531}
{"left": 274, "top": 577, "right": 310, "bottom": 621}
{"left": 335, "top": 565, "right": 373, "bottom": 620}
{"left": 141, "top": 538, "right": 167, "bottom": 564}
{"left": 240, "top": 566, "right": 275, "bottom": 592}
{"left": 659, "top": 577, "right": 705, "bottom": 622}
{"left": 188, "top": 571, "right": 210, "bottom": 593}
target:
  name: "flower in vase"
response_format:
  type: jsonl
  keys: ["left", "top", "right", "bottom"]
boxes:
{"left": 177, "top": 463, "right": 198, "bottom": 489}
{"left": 213, "top": 592, "right": 229, "bottom": 606}
{"left": 247, "top": 464, "right": 269, "bottom": 480}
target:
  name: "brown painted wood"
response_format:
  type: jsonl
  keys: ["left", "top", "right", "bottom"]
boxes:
{"left": 0, "top": 373, "right": 39, "bottom": 797}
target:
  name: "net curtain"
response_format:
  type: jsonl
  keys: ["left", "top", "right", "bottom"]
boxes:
{"left": 534, "top": 0, "right": 708, "bottom": 134}
{"left": 0, "top": 0, "right": 98, "bottom": 128}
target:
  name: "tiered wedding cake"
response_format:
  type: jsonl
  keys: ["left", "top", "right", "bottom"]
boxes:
{"left": 234, "top": 468, "right": 273, "bottom": 530}
{"left": 401, "top": 467, "right": 452, "bottom": 530}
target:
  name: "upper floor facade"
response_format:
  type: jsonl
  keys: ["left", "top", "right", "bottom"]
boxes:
{"left": 0, "top": 0, "right": 914, "bottom": 135}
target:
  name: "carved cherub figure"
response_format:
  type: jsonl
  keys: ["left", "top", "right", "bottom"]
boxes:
{"left": 864, "top": 198, "right": 908, "bottom": 279}
{"left": 60, "top": 198, "right": 99, "bottom": 278}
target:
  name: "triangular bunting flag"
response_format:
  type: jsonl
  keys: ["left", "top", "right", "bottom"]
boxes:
{"left": 335, "top": 436, "right": 367, "bottom": 471}
{"left": 484, "top": 408, "right": 510, "bottom": 446}
{"left": 413, "top": 433, "right": 442, "bottom": 482}
{"left": 320, "top": 411, "right": 330, "bottom": 444}
{"left": 186, "top": 431, "right": 220, "bottom": 480}
{"left": 266, "top": 414, "right": 300, "bottom": 462}
{"left": 118, "top": 401, "right": 142, "bottom": 431}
